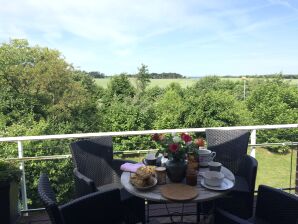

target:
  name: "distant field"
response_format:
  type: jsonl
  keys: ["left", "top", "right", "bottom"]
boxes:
{"left": 94, "top": 77, "right": 298, "bottom": 88}
{"left": 94, "top": 78, "right": 199, "bottom": 88}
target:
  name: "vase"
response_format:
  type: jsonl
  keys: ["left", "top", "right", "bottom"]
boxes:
{"left": 165, "top": 159, "right": 187, "bottom": 182}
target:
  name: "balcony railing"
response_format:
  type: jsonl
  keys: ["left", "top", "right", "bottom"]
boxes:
{"left": 0, "top": 124, "right": 297, "bottom": 212}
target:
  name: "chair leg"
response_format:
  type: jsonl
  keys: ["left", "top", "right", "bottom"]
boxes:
{"left": 146, "top": 201, "right": 149, "bottom": 223}
{"left": 197, "top": 203, "right": 201, "bottom": 223}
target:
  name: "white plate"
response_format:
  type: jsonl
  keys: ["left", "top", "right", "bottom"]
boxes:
{"left": 201, "top": 178, "right": 234, "bottom": 191}
{"left": 132, "top": 177, "right": 157, "bottom": 191}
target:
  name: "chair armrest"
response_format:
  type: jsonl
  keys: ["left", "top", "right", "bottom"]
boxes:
{"left": 215, "top": 208, "right": 252, "bottom": 224}
{"left": 255, "top": 185, "right": 298, "bottom": 223}
{"left": 237, "top": 155, "right": 258, "bottom": 192}
{"left": 97, "top": 183, "right": 121, "bottom": 193}
{"left": 73, "top": 168, "right": 96, "bottom": 197}
{"left": 60, "top": 189, "right": 124, "bottom": 224}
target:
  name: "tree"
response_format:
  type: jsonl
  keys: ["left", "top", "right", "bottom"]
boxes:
{"left": 106, "top": 73, "right": 135, "bottom": 100}
{"left": 135, "top": 64, "right": 150, "bottom": 94}
{"left": 153, "top": 89, "right": 187, "bottom": 129}
{"left": 0, "top": 39, "right": 100, "bottom": 207}
{"left": 246, "top": 77, "right": 298, "bottom": 151}
{"left": 88, "top": 71, "right": 105, "bottom": 78}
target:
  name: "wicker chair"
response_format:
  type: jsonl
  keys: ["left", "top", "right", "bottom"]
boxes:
{"left": 205, "top": 129, "right": 258, "bottom": 219}
{"left": 38, "top": 173, "right": 124, "bottom": 224}
{"left": 70, "top": 137, "right": 145, "bottom": 224}
{"left": 215, "top": 185, "right": 298, "bottom": 224}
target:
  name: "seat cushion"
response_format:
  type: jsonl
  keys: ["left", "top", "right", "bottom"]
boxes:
{"left": 233, "top": 176, "right": 249, "bottom": 193}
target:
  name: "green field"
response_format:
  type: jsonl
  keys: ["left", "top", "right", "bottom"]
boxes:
{"left": 95, "top": 78, "right": 199, "bottom": 88}
{"left": 119, "top": 147, "right": 297, "bottom": 191}
{"left": 95, "top": 77, "right": 298, "bottom": 88}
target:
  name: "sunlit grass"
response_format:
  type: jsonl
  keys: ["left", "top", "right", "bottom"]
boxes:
{"left": 94, "top": 77, "right": 297, "bottom": 89}
{"left": 252, "top": 147, "right": 296, "bottom": 190}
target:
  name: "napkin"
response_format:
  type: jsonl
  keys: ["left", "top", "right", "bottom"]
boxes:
{"left": 120, "top": 162, "right": 144, "bottom": 173}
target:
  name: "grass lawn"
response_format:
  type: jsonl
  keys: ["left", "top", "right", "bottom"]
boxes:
{"left": 117, "top": 147, "right": 297, "bottom": 191}
{"left": 94, "top": 77, "right": 297, "bottom": 89}
{"left": 252, "top": 147, "right": 296, "bottom": 191}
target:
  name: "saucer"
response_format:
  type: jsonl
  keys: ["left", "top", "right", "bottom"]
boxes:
{"left": 200, "top": 178, "right": 234, "bottom": 191}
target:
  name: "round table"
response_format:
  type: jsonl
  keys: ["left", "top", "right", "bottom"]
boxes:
{"left": 121, "top": 166, "right": 235, "bottom": 203}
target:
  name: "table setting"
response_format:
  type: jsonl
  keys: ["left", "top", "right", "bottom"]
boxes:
{"left": 120, "top": 132, "right": 235, "bottom": 203}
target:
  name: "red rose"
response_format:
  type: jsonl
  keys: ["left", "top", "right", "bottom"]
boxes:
{"left": 169, "top": 143, "right": 179, "bottom": 153}
{"left": 195, "top": 138, "right": 205, "bottom": 147}
{"left": 152, "top": 133, "right": 160, "bottom": 141}
{"left": 181, "top": 133, "right": 192, "bottom": 143}
{"left": 180, "top": 133, "right": 186, "bottom": 139}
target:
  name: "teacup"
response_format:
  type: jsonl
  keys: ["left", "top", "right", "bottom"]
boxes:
{"left": 203, "top": 171, "right": 224, "bottom": 187}
{"left": 208, "top": 161, "right": 222, "bottom": 172}
{"left": 198, "top": 149, "right": 216, "bottom": 167}
{"left": 144, "top": 153, "right": 157, "bottom": 166}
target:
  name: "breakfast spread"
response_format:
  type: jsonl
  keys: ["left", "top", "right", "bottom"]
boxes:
{"left": 130, "top": 166, "right": 156, "bottom": 188}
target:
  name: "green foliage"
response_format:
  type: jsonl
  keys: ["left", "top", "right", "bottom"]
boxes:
{"left": 0, "top": 39, "right": 100, "bottom": 207}
{"left": 246, "top": 77, "right": 298, "bottom": 153}
{"left": 150, "top": 72, "right": 184, "bottom": 79}
{"left": 153, "top": 89, "right": 187, "bottom": 129}
{"left": 106, "top": 73, "right": 135, "bottom": 99}
{"left": 0, "top": 160, "right": 21, "bottom": 183}
{"left": 135, "top": 64, "right": 150, "bottom": 94}
{"left": 183, "top": 90, "right": 251, "bottom": 128}
{"left": 88, "top": 71, "right": 105, "bottom": 78}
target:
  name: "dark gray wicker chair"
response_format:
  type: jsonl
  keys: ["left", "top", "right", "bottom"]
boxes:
{"left": 215, "top": 185, "right": 298, "bottom": 224}
{"left": 205, "top": 129, "right": 258, "bottom": 219}
{"left": 70, "top": 137, "right": 145, "bottom": 224}
{"left": 38, "top": 173, "right": 124, "bottom": 224}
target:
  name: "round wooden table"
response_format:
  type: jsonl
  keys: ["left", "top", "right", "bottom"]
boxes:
{"left": 120, "top": 166, "right": 235, "bottom": 203}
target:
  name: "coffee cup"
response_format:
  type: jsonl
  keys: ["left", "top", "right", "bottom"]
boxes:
{"left": 203, "top": 170, "right": 224, "bottom": 187}
{"left": 198, "top": 149, "right": 216, "bottom": 167}
{"left": 144, "top": 153, "right": 157, "bottom": 165}
{"left": 208, "top": 161, "right": 222, "bottom": 172}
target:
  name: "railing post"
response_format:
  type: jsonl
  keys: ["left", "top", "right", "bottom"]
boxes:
{"left": 18, "top": 141, "right": 28, "bottom": 211}
{"left": 250, "top": 129, "right": 256, "bottom": 158}
{"left": 296, "top": 148, "right": 298, "bottom": 195}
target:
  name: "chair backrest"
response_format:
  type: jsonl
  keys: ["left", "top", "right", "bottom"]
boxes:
{"left": 38, "top": 173, "right": 64, "bottom": 224}
{"left": 70, "top": 137, "right": 114, "bottom": 187}
{"left": 38, "top": 173, "right": 124, "bottom": 224}
{"left": 205, "top": 129, "right": 250, "bottom": 174}
{"left": 256, "top": 185, "right": 298, "bottom": 224}
{"left": 60, "top": 189, "right": 123, "bottom": 224}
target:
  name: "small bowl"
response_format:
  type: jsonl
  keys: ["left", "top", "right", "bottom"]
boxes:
{"left": 208, "top": 161, "right": 222, "bottom": 172}
{"left": 203, "top": 171, "right": 224, "bottom": 187}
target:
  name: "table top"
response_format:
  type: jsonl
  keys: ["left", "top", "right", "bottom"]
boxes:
{"left": 121, "top": 166, "right": 235, "bottom": 203}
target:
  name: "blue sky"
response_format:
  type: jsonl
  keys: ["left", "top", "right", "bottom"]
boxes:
{"left": 1, "top": 0, "right": 298, "bottom": 77}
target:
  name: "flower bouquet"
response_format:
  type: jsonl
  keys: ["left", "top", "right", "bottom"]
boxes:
{"left": 152, "top": 132, "right": 204, "bottom": 161}
{"left": 152, "top": 132, "right": 204, "bottom": 182}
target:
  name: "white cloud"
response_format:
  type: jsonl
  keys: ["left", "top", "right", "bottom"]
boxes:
{"left": 1, "top": 0, "right": 298, "bottom": 75}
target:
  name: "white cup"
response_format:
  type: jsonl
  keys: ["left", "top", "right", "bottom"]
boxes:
{"left": 198, "top": 149, "right": 216, "bottom": 167}
{"left": 203, "top": 171, "right": 224, "bottom": 187}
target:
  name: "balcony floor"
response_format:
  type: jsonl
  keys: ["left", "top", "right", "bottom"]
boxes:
{"left": 18, "top": 203, "right": 201, "bottom": 224}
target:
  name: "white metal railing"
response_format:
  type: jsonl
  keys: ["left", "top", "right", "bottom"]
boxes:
{"left": 0, "top": 123, "right": 297, "bottom": 211}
